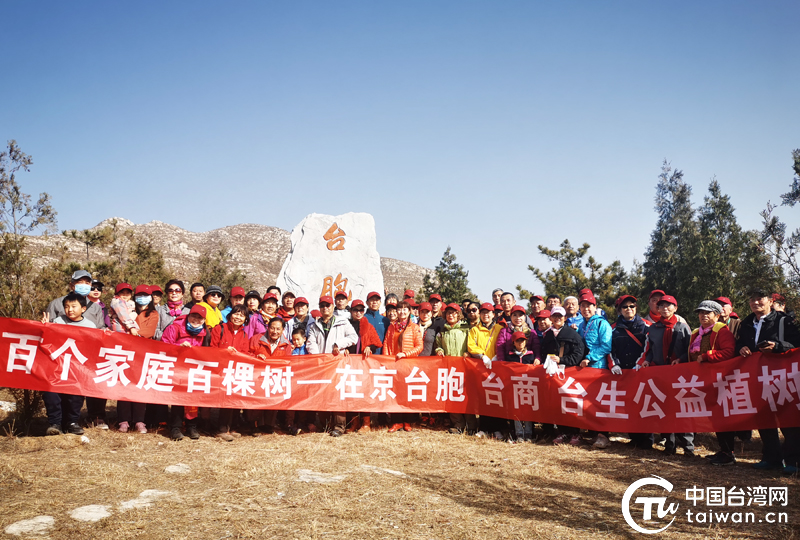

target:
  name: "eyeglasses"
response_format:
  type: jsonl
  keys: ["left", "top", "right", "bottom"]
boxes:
{"left": 91, "top": 286, "right": 103, "bottom": 292}
{"left": 167, "top": 288, "right": 182, "bottom": 294}
{"left": 468, "top": 309, "right": 479, "bottom": 313}
{"left": 208, "top": 293, "right": 222, "bottom": 298}
{"left": 620, "top": 304, "right": 636, "bottom": 310}
{"left": 352, "top": 308, "right": 365, "bottom": 313}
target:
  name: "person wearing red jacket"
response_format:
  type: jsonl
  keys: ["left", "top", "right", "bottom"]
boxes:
{"left": 161, "top": 304, "right": 208, "bottom": 441}
{"left": 344, "top": 300, "right": 383, "bottom": 432}
{"left": 208, "top": 304, "right": 251, "bottom": 441}
{"left": 247, "top": 317, "right": 292, "bottom": 434}
{"left": 690, "top": 300, "right": 742, "bottom": 466}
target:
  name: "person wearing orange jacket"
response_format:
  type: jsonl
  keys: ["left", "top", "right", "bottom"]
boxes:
{"left": 383, "top": 300, "right": 423, "bottom": 432}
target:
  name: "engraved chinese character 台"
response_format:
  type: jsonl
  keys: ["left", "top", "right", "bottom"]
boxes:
{"left": 323, "top": 222, "right": 346, "bottom": 251}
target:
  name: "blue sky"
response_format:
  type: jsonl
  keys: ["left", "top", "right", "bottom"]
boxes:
{"left": 3, "top": 2, "right": 798, "bottom": 300}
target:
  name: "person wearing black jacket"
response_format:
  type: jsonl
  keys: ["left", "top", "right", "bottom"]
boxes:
{"left": 736, "top": 289, "right": 800, "bottom": 474}
{"left": 542, "top": 307, "right": 586, "bottom": 446}
{"left": 611, "top": 295, "right": 653, "bottom": 449}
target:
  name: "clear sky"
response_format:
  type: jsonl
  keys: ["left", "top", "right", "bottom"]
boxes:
{"left": 3, "top": 1, "right": 798, "bottom": 300}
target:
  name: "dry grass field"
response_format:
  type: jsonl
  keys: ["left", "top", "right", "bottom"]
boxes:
{"left": 0, "top": 408, "right": 798, "bottom": 540}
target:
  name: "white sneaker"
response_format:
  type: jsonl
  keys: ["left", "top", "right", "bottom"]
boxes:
{"left": 474, "top": 431, "right": 487, "bottom": 439}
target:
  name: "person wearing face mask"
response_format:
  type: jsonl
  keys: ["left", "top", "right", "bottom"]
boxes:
{"left": 638, "top": 295, "right": 694, "bottom": 456}
{"left": 46, "top": 269, "right": 107, "bottom": 329}
{"left": 161, "top": 305, "right": 208, "bottom": 440}
{"left": 736, "top": 288, "right": 800, "bottom": 474}
{"left": 155, "top": 279, "right": 190, "bottom": 340}
{"left": 134, "top": 285, "right": 159, "bottom": 339}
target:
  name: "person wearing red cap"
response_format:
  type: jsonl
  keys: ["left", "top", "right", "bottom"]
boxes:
{"left": 133, "top": 285, "right": 159, "bottom": 339}
{"left": 418, "top": 302, "right": 437, "bottom": 356}
{"left": 277, "top": 291, "right": 296, "bottom": 322}
{"left": 610, "top": 295, "right": 652, "bottom": 449}
{"left": 334, "top": 291, "right": 351, "bottom": 320}
{"left": 207, "top": 304, "right": 251, "bottom": 441}
{"left": 150, "top": 284, "right": 163, "bottom": 306}
{"left": 248, "top": 316, "right": 294, "bottom": 435}
{"left": 257, "top": 292, "right": 280, "bottom": 331}
{"left": 714, "top": 297, "right": 741, "bottom": 340}
{"left": 403, "top": 289, "right": 416, "bottom": 300}
{"left": 428, "top": 294, "right": 445, "bottom": 325}
{"left": 467, "top": 303, "right": 502, "bottom": 362}
{"left": 575, "top": 290, "right": 616, "bottom": 449}
{"left": 435, "top": 304, "right": 476, "bottom": 434}
{"left": 495, "top": 305, "right": 541, "bottom": 363}
{"left": 365, "top": 292, "right": 389, "bottom": 353}
{"left": 220, "top": 286, "right": 246, "bottom": 323}
{"left": 638, "top": 294, "right": 694, "bottom": 456}
{"left": 529, "top": 295, "right": 546, "bottom": 320}
{"left": 161, "top": 304, "right": 208, "bottom": 441}
{"left": 283, "top": 296, "right": 311, "bottom": 343}
{"left": 109, "top": 283, "right": 140, "bottom": 336}
{"left": 307, "top": 295, "right": 358, "bottom": 437}
{"left": 644, "top": 289, "right": 688, "bottom": 326}
{"left": 384, "top": 300, "right": 424, "bottom": 433}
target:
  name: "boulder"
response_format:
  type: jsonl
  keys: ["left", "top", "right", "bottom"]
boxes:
{"left": 276, "top": 213, "right": 385, "bottom": 304}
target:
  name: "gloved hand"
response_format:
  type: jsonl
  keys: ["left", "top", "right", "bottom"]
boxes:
{"left": 482, "top": 355, "right": 492, "bottom": 369}
{"left": 611, "top": 365, "right": 622, "bottom": 375}
{"left": 544, "top": 358, "right": 559, "bottom": 377}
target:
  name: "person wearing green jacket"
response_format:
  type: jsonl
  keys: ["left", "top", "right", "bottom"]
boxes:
{"left": 435, "top": 304, "right": 476, "bottom": 435}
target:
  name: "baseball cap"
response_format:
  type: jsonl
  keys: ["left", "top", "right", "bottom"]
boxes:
{"left": 536, "top": 309, "right": 551, "bottom": 319}
{"left": 294, "top": 296, "right": 309, "bottom": 306}
{"left": 512, "top": 331, "right": 527, "bottom": 342}
{"left": 479, "top": 302, "right": 494, "bottom": 311}
{"left": 510, "top": 305, "right": 526, "bottom": 314}
{"left": 134, "top": 285, "right": 151, "bottom": 296}
{"left": 657, "top": 295, "right": 678, "bottom": 307}
{"left": 189, "top": 305, "right": 207, "bottom": 318}
{"left": 115, "top": 282, "right": 133, "bottom": 294}
{"left": 71, "top": 269, "right": 92, "bottom": 281}
{"left": 367, "top": 291, "right": 381, "bottom": 300}
{"left": 319, "top": 295, "right": 334, "bottom": 305}
{"left": 549, "top": 306, "right": 566, "bottom": 317}
{"left": 230, "top": 286, "right": 246, "bottom": 298}
{"left": 429, "top": 294, "right": 442, "bottom": 302}
{"left": 419, "top": 302, "right": 432, "bottom": 311}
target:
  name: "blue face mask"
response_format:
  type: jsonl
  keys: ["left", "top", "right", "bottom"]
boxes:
{"left": 135, "top": 295, "right": 152, "bottom": 306}
{"left": 74, "top": 283, "right": 91, "bottom": 296}
{"left": 186, "top": 322, "right": 204, "bottom": 335}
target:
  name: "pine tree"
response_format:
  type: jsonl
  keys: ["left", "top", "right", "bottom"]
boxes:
{"left": 520, "top": 240, "right": 632, "bottom": 315}
{"left": 642, "top": 160, "right": 700, "bottom": 310}
{"left": 420, "top": 246, "right": 477, "bottom": 304}
{"left": 761, "top": 148, "right": 800, "bottom": 292}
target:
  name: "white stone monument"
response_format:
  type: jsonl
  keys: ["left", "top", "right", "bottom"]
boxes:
{"left": 276, "top": 213, "right": 385, "bottom": 304}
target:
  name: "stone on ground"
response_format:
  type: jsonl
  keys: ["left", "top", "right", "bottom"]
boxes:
{"left": 297, "top": 469, "right": 346, "bottom": 484}
{"left": 4, "top": 516, "right": 55, "bottom": 536}
{"left": 70, "top": 505, "right": 111, "bottom": 522}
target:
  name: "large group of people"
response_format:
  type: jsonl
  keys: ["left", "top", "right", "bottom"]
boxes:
{"left": 38, "top": 269, "right": 800, "bottom": 474}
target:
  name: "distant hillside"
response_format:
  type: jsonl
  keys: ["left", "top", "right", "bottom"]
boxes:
{"left": 26, "top": 218, "right": 432, "bottom": 296}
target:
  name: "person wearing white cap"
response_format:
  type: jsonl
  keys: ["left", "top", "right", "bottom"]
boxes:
{"left": 45, "top": 269, "right": 106, "bottom": 329}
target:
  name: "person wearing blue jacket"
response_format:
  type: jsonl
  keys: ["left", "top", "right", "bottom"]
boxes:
{"left": 577, "top": 290, "right": 616, "bottom": 449}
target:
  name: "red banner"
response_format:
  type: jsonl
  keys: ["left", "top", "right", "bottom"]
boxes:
{"left": 1, "top": 317, "right": 799, "bottom": 432}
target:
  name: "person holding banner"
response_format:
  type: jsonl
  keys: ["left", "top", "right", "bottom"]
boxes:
{"left": 610, "top": 295, "right": 652, "bottom": 449}
{"left": 736, "top": 288, "right": 800, "bottom": 474}
{"left": 306, "top": 295, "right": 358, "bottom": 437}
{"left": 577, "top": 290, "right": 616, "bottom": 449}
{"left": 384, "top": 300, "right": 423, "bottom": 433}
{"left": 638, "top": 294, "right": 694, "bottom": 456}
{"left": 209, "top": 304, "right": 251, "bottom": 441}
{"left": 545, "top": 306, "right": 586, "bottom": 446}
{"left": 161, "top": 304, "right": 209, "bottom": 441}
{"left": 40, "top": 292, "right": 95, "bottom": 436}
{"left": 435, "top": 304, "right": 476, "bottom": 435}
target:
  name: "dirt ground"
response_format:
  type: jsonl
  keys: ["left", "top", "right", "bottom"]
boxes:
{"left": 0, "top": 410, "right": 798, "bottom": 540}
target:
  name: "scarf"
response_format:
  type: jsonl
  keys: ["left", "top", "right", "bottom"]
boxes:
{"left": 690, "top": 324, "right": 713, "bottom": 353}
{"left": 648, "top": 310, "right": 662, "bottom": 323}
{"left": 661, "top": 315, "right": 678, "bottom": 362}
{"left": 185, "top": 320, "right": 204, "bottom": 336}
{"left": 395, "top": 317, "right": 409, "bottom": 333}
{"left": 615, "top": 314, "right": 648, "bottom": 336}
{"left": 167, "top": 300, "right": 184, "bottom": 317}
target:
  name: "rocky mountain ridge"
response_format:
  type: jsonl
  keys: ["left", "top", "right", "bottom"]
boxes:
{"left": 26, "top": 218, "right": 432, "bottom": 296}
